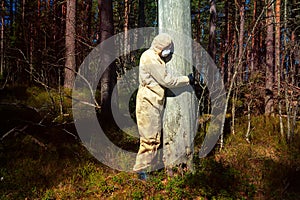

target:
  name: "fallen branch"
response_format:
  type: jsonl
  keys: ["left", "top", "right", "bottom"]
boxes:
{"left": 1, "top": 125, "right": 28, "bottom": 141}
{"left": 27, "top": 135, "right": 47, "bottom": 150}
{"left": 0, "top": 102, "right": 40, "bottom": 113}
{"left": 62, "top": 128, "right": 78, "bottom": 140}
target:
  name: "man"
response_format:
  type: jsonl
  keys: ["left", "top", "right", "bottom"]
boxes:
{"left": 133, "top": 33, "right": 194, "bottom": 180}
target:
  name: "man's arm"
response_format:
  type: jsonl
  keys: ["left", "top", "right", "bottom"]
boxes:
{"left": 147, "top": 59, "right": 189, "bottom": 88}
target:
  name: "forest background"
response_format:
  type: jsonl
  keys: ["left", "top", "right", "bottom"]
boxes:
{"left": 1, "top": 0, "right": 300, "bottom": 199}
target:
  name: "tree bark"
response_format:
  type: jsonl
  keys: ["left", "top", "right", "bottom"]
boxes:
{"left": 250, "top": 0, "right": 258, "bottom": 73}
{"left": 98, "top": 0, "right": 117, "bottom": 123}
{"left": 265, "top": 0, "right": 274, "bottom": 115}
{"left": 138, "top": 0, "right": 145, "bottom": 28}
{"left": 222, "top": 0, "right": 229, "bottom": 85}
{"left": 123, "top": 0, "right": 130, "bottom": 68}
{"left": 86, "top": 0, "right": 93, "bottom": 39}
{"left": 208, "top": 0, "right": 217, "bottom": 61}
{"left": 275, "top": 0, "right": 281, "bottom": 86}
{"left": 195, "top": 0, "right": 202, "bottom": 43}
{"left": 64, "top": 0, "right": 76, "bottom": 89}
{"left": 1, "top": 0, "right": 4, "bottom": 77}
{"left": 137, "top": 0, "right": 145, "bottom": 46}
{"left": 238, "top": 0, "right": 245, "bottom": 82}
{"left": 225, "top": 0, "right": 232, "bottom": 86}
{"left": 275, "top": 0, "right": 284, "bottom": 138}
{"left": 158, "top": 0, "right": 196, "bottom": 170}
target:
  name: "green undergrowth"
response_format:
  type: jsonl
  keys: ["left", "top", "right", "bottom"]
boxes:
{"left": 218, "top": 116, "right": 300, "bottom": 200}
{"left": 0, "top": 85, "right": 73, "bottom": 125}
{"left": 1, "top": 116, "right": 299, "bottom": 199}
{"left": 1, "top": 86, "right": 300, "bottom": 199}
{"left": 0, "top": 133, "right": 252, "bottom": 200}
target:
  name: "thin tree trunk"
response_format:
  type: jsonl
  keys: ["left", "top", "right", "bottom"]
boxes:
{"left": 238, "top": 1, "right": 245, "bottom": 82}
{"left": 86, "top": 0, "right": 93, "bottom": 39}
{"left": 275, "top": 0, "right": 284, "bottom": 138}
{"left": 226, "top": 0, "right": 234, "bottom": 86}
{"left": 290, "top": 31, "right": 296, "bottom": 84}
{"left": 64, "top": 0, "right": 76, "bottom": 88}
{"left": 124, "top": 0, "right": 129, "bottom": 48}
{"left": 38, "top": 0, "right": 41, "bottom": 17}
{"left": 286, "top": 100, "right": 291, "bottom": 141}
{"left": 138, "top": 0, "right": 145, "bottom": 28}
{"left": 208, "top": 0, "right": 216, "bottom": 60}
{"left": 0, "top": 0, "right": 4, "bottom": 77}
{"left": 29, "top": 23, "right": 34, "bottom": 82}
{"left": 245, "top": 99, "right": 252, "bottom": 142}
{"left": 137, "top": 0, "right": 145, "bottom": 48}
{"left": 21, "top": 0, "right": 26, "bottom": 84}
{"left": 22, "top": 0, "right": 25, "bottom": 26}
{"left": 250, "top": 0, "right": 257, "bottom": 73}
{"left": 196, "top": 0, "right": 202, "bottom": 43}
{"left": 274, "top": 0, "right": 280, "bottom": 85}
{"left": 291, "top": 101, "right": 299, "bottom": 142}
{"left": 208, "top": 0, "right": 225, "bottom": 149}
{"left": 231, "top": 90, "right": 237, "bottom": 135}
{"left": 9, "top": 0, "right": 13, "bottom": 36}
{"left": 230, "top": 7, "right": 239, "bottom": 135}
{"left": 224, "top": 0, "right": 229, "bottom": 86}
{"left": 123, "top": 0, "right": 130, "bottom": 69}
{"left": 230, "top": 7, "right": 239, "bottom": 86}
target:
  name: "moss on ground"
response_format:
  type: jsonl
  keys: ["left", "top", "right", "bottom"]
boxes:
{"left": 1, "top": 87, "right": 299, "bottom": 199}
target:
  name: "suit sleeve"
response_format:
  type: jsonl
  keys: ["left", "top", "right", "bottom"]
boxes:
{"left": 147, "top": 57, "right": 190, "bottom": 88}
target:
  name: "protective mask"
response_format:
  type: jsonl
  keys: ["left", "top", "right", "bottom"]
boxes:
{"left": 161, "top": 49, "right": 171, "bottom": 57}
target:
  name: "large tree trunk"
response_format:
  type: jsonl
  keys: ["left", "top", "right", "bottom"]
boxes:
{"left": 158, "top": 0, "right": 196, "bottom": 170}
{"left": 98, "top": 0, "right": 117, "bottom": 123}
{"left": 64, "top": 0, "right": 76, "bottom": 89}
{"left": 265, "top": 0, "right": 274, "bottom": 115}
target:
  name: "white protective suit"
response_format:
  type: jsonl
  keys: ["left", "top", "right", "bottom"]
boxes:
{"left": 133, "top": 33, "right": 190, "bottom": 172}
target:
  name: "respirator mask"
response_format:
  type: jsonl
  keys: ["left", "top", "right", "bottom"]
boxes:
{"left": 161, "top": 49, "right": 171, "bottom": 57}
{"left": 161, "top": 45, "right": 174, "bottom": 63}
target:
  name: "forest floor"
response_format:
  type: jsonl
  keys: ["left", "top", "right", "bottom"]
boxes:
{"left": 1, "top": 86, "right": 300, "bottom": 200}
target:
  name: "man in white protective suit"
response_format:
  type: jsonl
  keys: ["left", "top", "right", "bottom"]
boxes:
{"left": 133, "top": 33, "right": 194, "bottom": 180}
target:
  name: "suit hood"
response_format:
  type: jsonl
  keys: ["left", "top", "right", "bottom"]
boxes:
{"left": 150, "top": 33, "right": 173, "bottom": 54}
